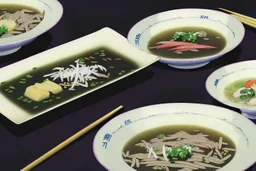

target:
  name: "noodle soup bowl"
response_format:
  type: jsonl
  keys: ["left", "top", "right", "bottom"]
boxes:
{"left": 0, "top": 0, "right": 63, "bottom": 56}
{"left": 93, "top": 103, "right": 256, "bottom": 171}
{"left": 127, "top": 8, "right": 245, "bottom": 69}
{"left": 206, "top": 60, "right": 256, "bottom": 120}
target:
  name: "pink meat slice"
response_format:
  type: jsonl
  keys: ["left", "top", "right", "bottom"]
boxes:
{"left": 170, "top": 45, "right": 216, "bottom": 51}
{"left": 169, "top": 48, "right": 199, "bottom": 52}
{"left": 151, "top": 42, "right": 197, "bottom": 49}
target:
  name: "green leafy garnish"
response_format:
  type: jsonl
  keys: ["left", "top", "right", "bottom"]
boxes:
{"left": 234, "top": 82, "right": 245, "bottom": 88}
{"left": 26, "top": 74, "right": 33, "bottom": 78}
{"left": 239, "top": 88, "right": 255, "bottom": 100}
{"left": 79, "top": 58, "right": 85, "bottom": 64}
{"left": 9, "top": 86, "right": 15, "bottom": 89}
{"left": 1, "top": 15, "right": 8, "bottom": 20}
{"left": 152, "top": 166, "right": 163, "bottom": 170}
{"left": 172, "top": 32, "right": 200, "bottom": 42}
{"left": 33, "top": 106, "right": 38, "bottom": 109}
{"left": 157, "top": 133, "right": 166, "bottom": 139}
{"left": 153, "top": 148, "right": 160, "bottom": 152}
{"left": 202, "top": 156, "right": 205, "bottom": 162}
{"left": 166, "top": 144, "right": 192, "bottom": 162}
{"left": 0, "top": 25, "right": 8, "bottom": 36}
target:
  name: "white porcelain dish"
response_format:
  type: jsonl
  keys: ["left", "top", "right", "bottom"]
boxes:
{"left": 93, "top": 103, "right": 256, "bottom": 171}
{"left": 0, "top": 0, "right": 63, "bottom": 56}
{"left": 0, "top": 27, "right": 159, "bottom": 124}
{"left": 127, "top": 8, "right": 245, "bottom": 69}
{"left": 206, "top": 60, "right": 256, "bottom": 120}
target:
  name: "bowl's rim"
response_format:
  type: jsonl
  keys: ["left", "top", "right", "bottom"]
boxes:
{"left": 0, "top": 0, "right": 63, "bottom": 45}
{"left": 127, "top": 8, "right": 245, "bottom": 62}
{"left": 93, "top": 102, "right": 256, "bottom": 171}
{"left": 205, "top": 59, "right": 256, "bottom": 111}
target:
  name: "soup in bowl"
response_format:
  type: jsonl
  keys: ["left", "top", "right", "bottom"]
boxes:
{"left": 127, "top": 8, "right": 244, "bottom": 69}
{"left": 93, "top": 103, "right": 256, "bottom": 171}
{"left": 0, "top": 0, "right": 63, "bottom": 56}
{"left": 206, "top": 60, "right": 256, "bottom": 120}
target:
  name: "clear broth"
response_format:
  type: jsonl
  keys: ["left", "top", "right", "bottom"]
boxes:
{"left": 148, "top": 27, "right": 226, "bottom": 59}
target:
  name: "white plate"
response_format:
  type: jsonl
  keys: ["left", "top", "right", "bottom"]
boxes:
{"left": 93, "top": 103, "right": 256, "bottom": 171}
{"left": 127, "top": 8, "right": 244, "bottom": 69}
{"left": 0, "top": 27, "right": 159, "bottom": 124}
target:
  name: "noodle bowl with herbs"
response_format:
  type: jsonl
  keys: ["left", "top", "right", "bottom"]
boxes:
{"left": 0, "top": 4, "right": 44, "bottom": 38}
{"left": 122, "top": 125, "right": 236, "bottom": 171}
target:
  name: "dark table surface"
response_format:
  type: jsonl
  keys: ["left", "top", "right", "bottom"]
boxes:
{"left": 0, "top": 0, "right": 255, "bottom": 170}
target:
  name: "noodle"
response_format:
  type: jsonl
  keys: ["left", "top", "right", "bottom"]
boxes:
{"left": 123, "top": 130, "right": 236, "bottom": 171}
{"left": 0, "top": 8, "right": 44, "bottom": 38}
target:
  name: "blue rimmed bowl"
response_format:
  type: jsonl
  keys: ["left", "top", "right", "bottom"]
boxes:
{"left": 0, "top": 0, "right": 63, "bottom": 56}
{"left": 93, "top": 103, "right": 256, "bottom": 171}
{"left": 206, "top": 60, "right": 256, "bottom": 120}
{"left": 127, "top": 8, "right": 245, "bottom": 69}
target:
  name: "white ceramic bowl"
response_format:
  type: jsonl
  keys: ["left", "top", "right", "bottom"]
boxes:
{"left": 93, "top": 103, "right": 256, "bottom": 171}
{"left": 127, "top": 8, "right": 245, "bottom": 69}
{"left": 0, "top": 0, "right": 63, "bottom": 56}
{"left": 206, "top": 60, "right": 256, "bottom": 120}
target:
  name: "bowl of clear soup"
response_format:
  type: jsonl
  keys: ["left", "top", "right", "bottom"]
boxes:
{"left": 93, "top": 103, "right": 256, "bottom": 171}
{"left": 127, "top": 8, "right": 245, "bottom": 69}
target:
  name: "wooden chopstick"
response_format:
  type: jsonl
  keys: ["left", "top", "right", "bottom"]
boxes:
{"left": 219, "top": 8, "right": 256, "bottom": 28}
{"left": 20, "top": 105, "right": 124, "bottom": 171}
{"left": 230, "top": 14, "right": 256, "bottom": 29}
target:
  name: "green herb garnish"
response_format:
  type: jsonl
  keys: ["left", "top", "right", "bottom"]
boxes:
{"left": 1, "top": 15, "right": 8, "bottom": 20}
{"left": 79, "top": 58, "right": 85, "bottom": 64}
{"left": 22, "top": 98, "right": 28, "bottom": 102}
{"left": 26, "top": 74, "right": 33, "bottom": 78}
{"left": 153, "top": 148, "right": 160, "bottom": 152}
{"left": 9, "top": 86, "right": 15, "bottom": 89}
{"left": 239, "top": 88, "right": 255, "bottom": 100}
{"left": 157, "top": 133, "right": 166, "bottom": 139}
{"left": 0, "top": 25, "right": 8, "bottom": 36}
{"left": 202, "top": 156, "right": 205, "bottom": 162}
{"left": 172, "top": 31, "right": 200, "bottom": 42}
{"left": 234, "top": 82, "right": 245, "bottom": 88}
{"left": 166, "top": 144, "right": 192, "bottom": 162}
{"left": 152, "top": 166, "right": 163, "bottom": 170}
{"left": 33, "top": 106, "right": 38, "bottom": 109}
